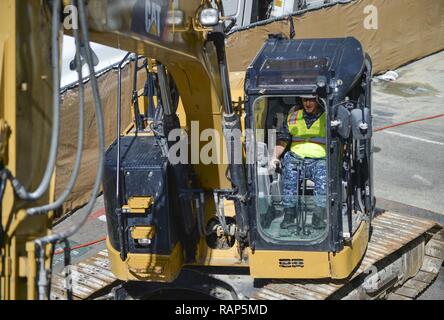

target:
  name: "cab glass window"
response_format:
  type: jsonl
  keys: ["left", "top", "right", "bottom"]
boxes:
{"left": 254, "top": 96, "right": 329, "bottom": 242}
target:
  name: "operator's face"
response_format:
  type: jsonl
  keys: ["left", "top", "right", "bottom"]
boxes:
{"left": 302, "top": 98, "right": 320, "bottom": 115}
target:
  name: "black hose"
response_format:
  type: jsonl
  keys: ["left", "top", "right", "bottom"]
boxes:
{"left": 132, "top": 57, "right": 143, "bottom": 131}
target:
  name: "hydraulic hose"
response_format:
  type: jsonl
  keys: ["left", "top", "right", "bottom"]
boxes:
{"left": 27, "top": 13, "right": 85, "bottom": 216}
{"left": 207, "top": 31, "right": 249, "bottom": 247}
{"left": 10, "top": 0, "right": 62, "bottom": 201}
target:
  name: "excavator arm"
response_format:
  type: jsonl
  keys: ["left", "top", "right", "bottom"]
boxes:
{"left": 0, "top": 0, "right": 245, "bottom": 300}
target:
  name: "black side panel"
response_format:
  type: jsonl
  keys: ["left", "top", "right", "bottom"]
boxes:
{"left": 103, "top": 136, "right": 178, "bottom": 256}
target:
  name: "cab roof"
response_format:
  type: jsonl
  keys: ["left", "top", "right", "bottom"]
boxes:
{"left": 245, "top": 36, "right": 366, "bottom": 97}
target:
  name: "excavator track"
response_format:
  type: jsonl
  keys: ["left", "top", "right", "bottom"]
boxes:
{"left": 252, "top": 212, "right": 444, "bottom": 300}
{"left": 50, "top": 211, "right": 444, "bottom": 300}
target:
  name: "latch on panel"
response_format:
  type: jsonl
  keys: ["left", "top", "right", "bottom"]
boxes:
{"left": 131, "top": 226, "right": 156, "bottom": 247}
{"left": 131, "top": 226, "right": 156, "bottom": 240}
{"left": 122, "top": 196, "right": 154, "bottom": 214}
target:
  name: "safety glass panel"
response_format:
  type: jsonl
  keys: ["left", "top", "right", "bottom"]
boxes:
{"left": 254, "top": 96, "right": 328, "bottom": 242}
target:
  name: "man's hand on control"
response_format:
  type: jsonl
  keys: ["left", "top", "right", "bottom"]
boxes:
{"left": 269, "top": 157, "right": 281, "bottom": 172}
{"left": 270, "top": 142, "right": 287, "bottom": 172}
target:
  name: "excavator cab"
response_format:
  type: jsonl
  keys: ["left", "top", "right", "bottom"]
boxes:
{"left": 254, "top": 95, "right": 328, "bottom": 242}
{"left": 245, "top": 35, "right": 375, "bottom": 279}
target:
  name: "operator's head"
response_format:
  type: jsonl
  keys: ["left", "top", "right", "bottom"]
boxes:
{"left": 302, "top": 97, "right": 320, "bottom": 115}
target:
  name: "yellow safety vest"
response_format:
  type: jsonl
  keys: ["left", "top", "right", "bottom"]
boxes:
{"left": 287, "top": 110, "right": 327, "bottom": 159}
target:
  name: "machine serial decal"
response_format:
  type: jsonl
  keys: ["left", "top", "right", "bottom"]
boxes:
{"left": 279, "top": 259, "right": 305, "bottom": 268}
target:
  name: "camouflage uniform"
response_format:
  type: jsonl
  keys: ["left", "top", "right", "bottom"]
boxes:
{"left": 282, "top": 151, "right": 327, "bottom": 209}
{"left": 277, "top": 108, "right": 327, "bottom": 229}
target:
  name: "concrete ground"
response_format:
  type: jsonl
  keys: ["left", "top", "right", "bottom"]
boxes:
{"left": 54, "top": 51, "right": 444, "bottom": 299}
{"left": 52, "top": 196, "right": 107, "bottom": 274}
{"left": 373, "top": 51, "right": 444, "bottom": 216}
{"left": 372, "top": 51, "right": 444, "bottom": 300}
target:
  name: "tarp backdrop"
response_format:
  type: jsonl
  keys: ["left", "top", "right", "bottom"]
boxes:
{"left": 226, "top": 0, "right": 444, "bottom": 74}
{"left": 55, "top": 65, "right": 134, "bottom": 217}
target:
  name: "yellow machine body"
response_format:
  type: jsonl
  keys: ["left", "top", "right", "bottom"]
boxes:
{"left": 1, "top": 0, "right": 56, "bottom": 300}
{"left": 1, "top": 0, "right": 372, "bottom": 299}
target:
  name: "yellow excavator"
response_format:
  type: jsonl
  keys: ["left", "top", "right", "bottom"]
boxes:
{"left": 1, "top": 0, "right": 443, "bottom": 300}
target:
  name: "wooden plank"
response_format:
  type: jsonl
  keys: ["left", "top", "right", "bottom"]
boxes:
{"left": 71, "top": 283, "right": 95, "bottom": 299}
{"left": 382, "top": 212, "right": 427, "bottom": 224}
{"left": 374, "top": 215, "right": 431, "bottom": 233}
{"left": 368, "top": 241, "right": 397, "bottom": 255}
{"left": 358, "top": 260, "right": 375, "bottom": 273}
{"left": 386, "top": 293, "right": 412, "bottom": 300}
{"left": 379, "top": 219, "right": 434, "bottom": 236}
{"left": 266, "top": 284, "right": 318, "bottom": 300}
{"left": 97, "top": 250, "right": 109, "bottom": 257}
{"left": 76, "top": 262, "right": 116, "bottom": 282}
{"left": 360, "top": 256, "right": 378, "bottom": 269}
{"left": 388, "top": 212, "right": 436, "bottom": 228}
{"left": 371, "top": 228, "right": 413, "bottom": 245}
{"left": 50, "top": 274, "right": 69, "bottom": 300}
{"left": 89, "top": 256, "right": 112, "bottom": 269}
{"left": 275, "top": 282, "right": 327, "bottom": 300}
{"left": 384, "top": 212, "right": 435, "bottom": 228}
{"left": 50, "top": 248, "right": 117, "bottom": 300}
{"left": 70, "top": 267, "right": 112, "bottom": 289}
{"left": 370, "top": 229, "right": 410, "bottom": 245}
{"left": 372, "top": 219, "right": 424, "bottom": 238}
{"left": 293, "top": 285, "right": 332, "bottom": 299}
{"left": 68, "top": 270, "right": 106, "bottom": 299}
{"left": 297, "top": 283, "right": 338, "bottom": 296}
{"left": 371, "top": 227, "right": 419, "bottom": 243}
{"left": 254, "top": 288, "right": 293, "bottom": 300}
{"left": 365, "top": 248, "right": 387, "bottom": 260}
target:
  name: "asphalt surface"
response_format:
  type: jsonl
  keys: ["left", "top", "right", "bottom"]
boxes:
{"left": 372, "top": 51, "right": 444, "bottom": 215}
{"left": 372, "top": 51, "right": 444, "bottom": 300}
{"left": 55, "top": 51, "right": 444, "bottom": 300}
{"left": 52, "top": 196, "right": 107, "bottom": 274}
